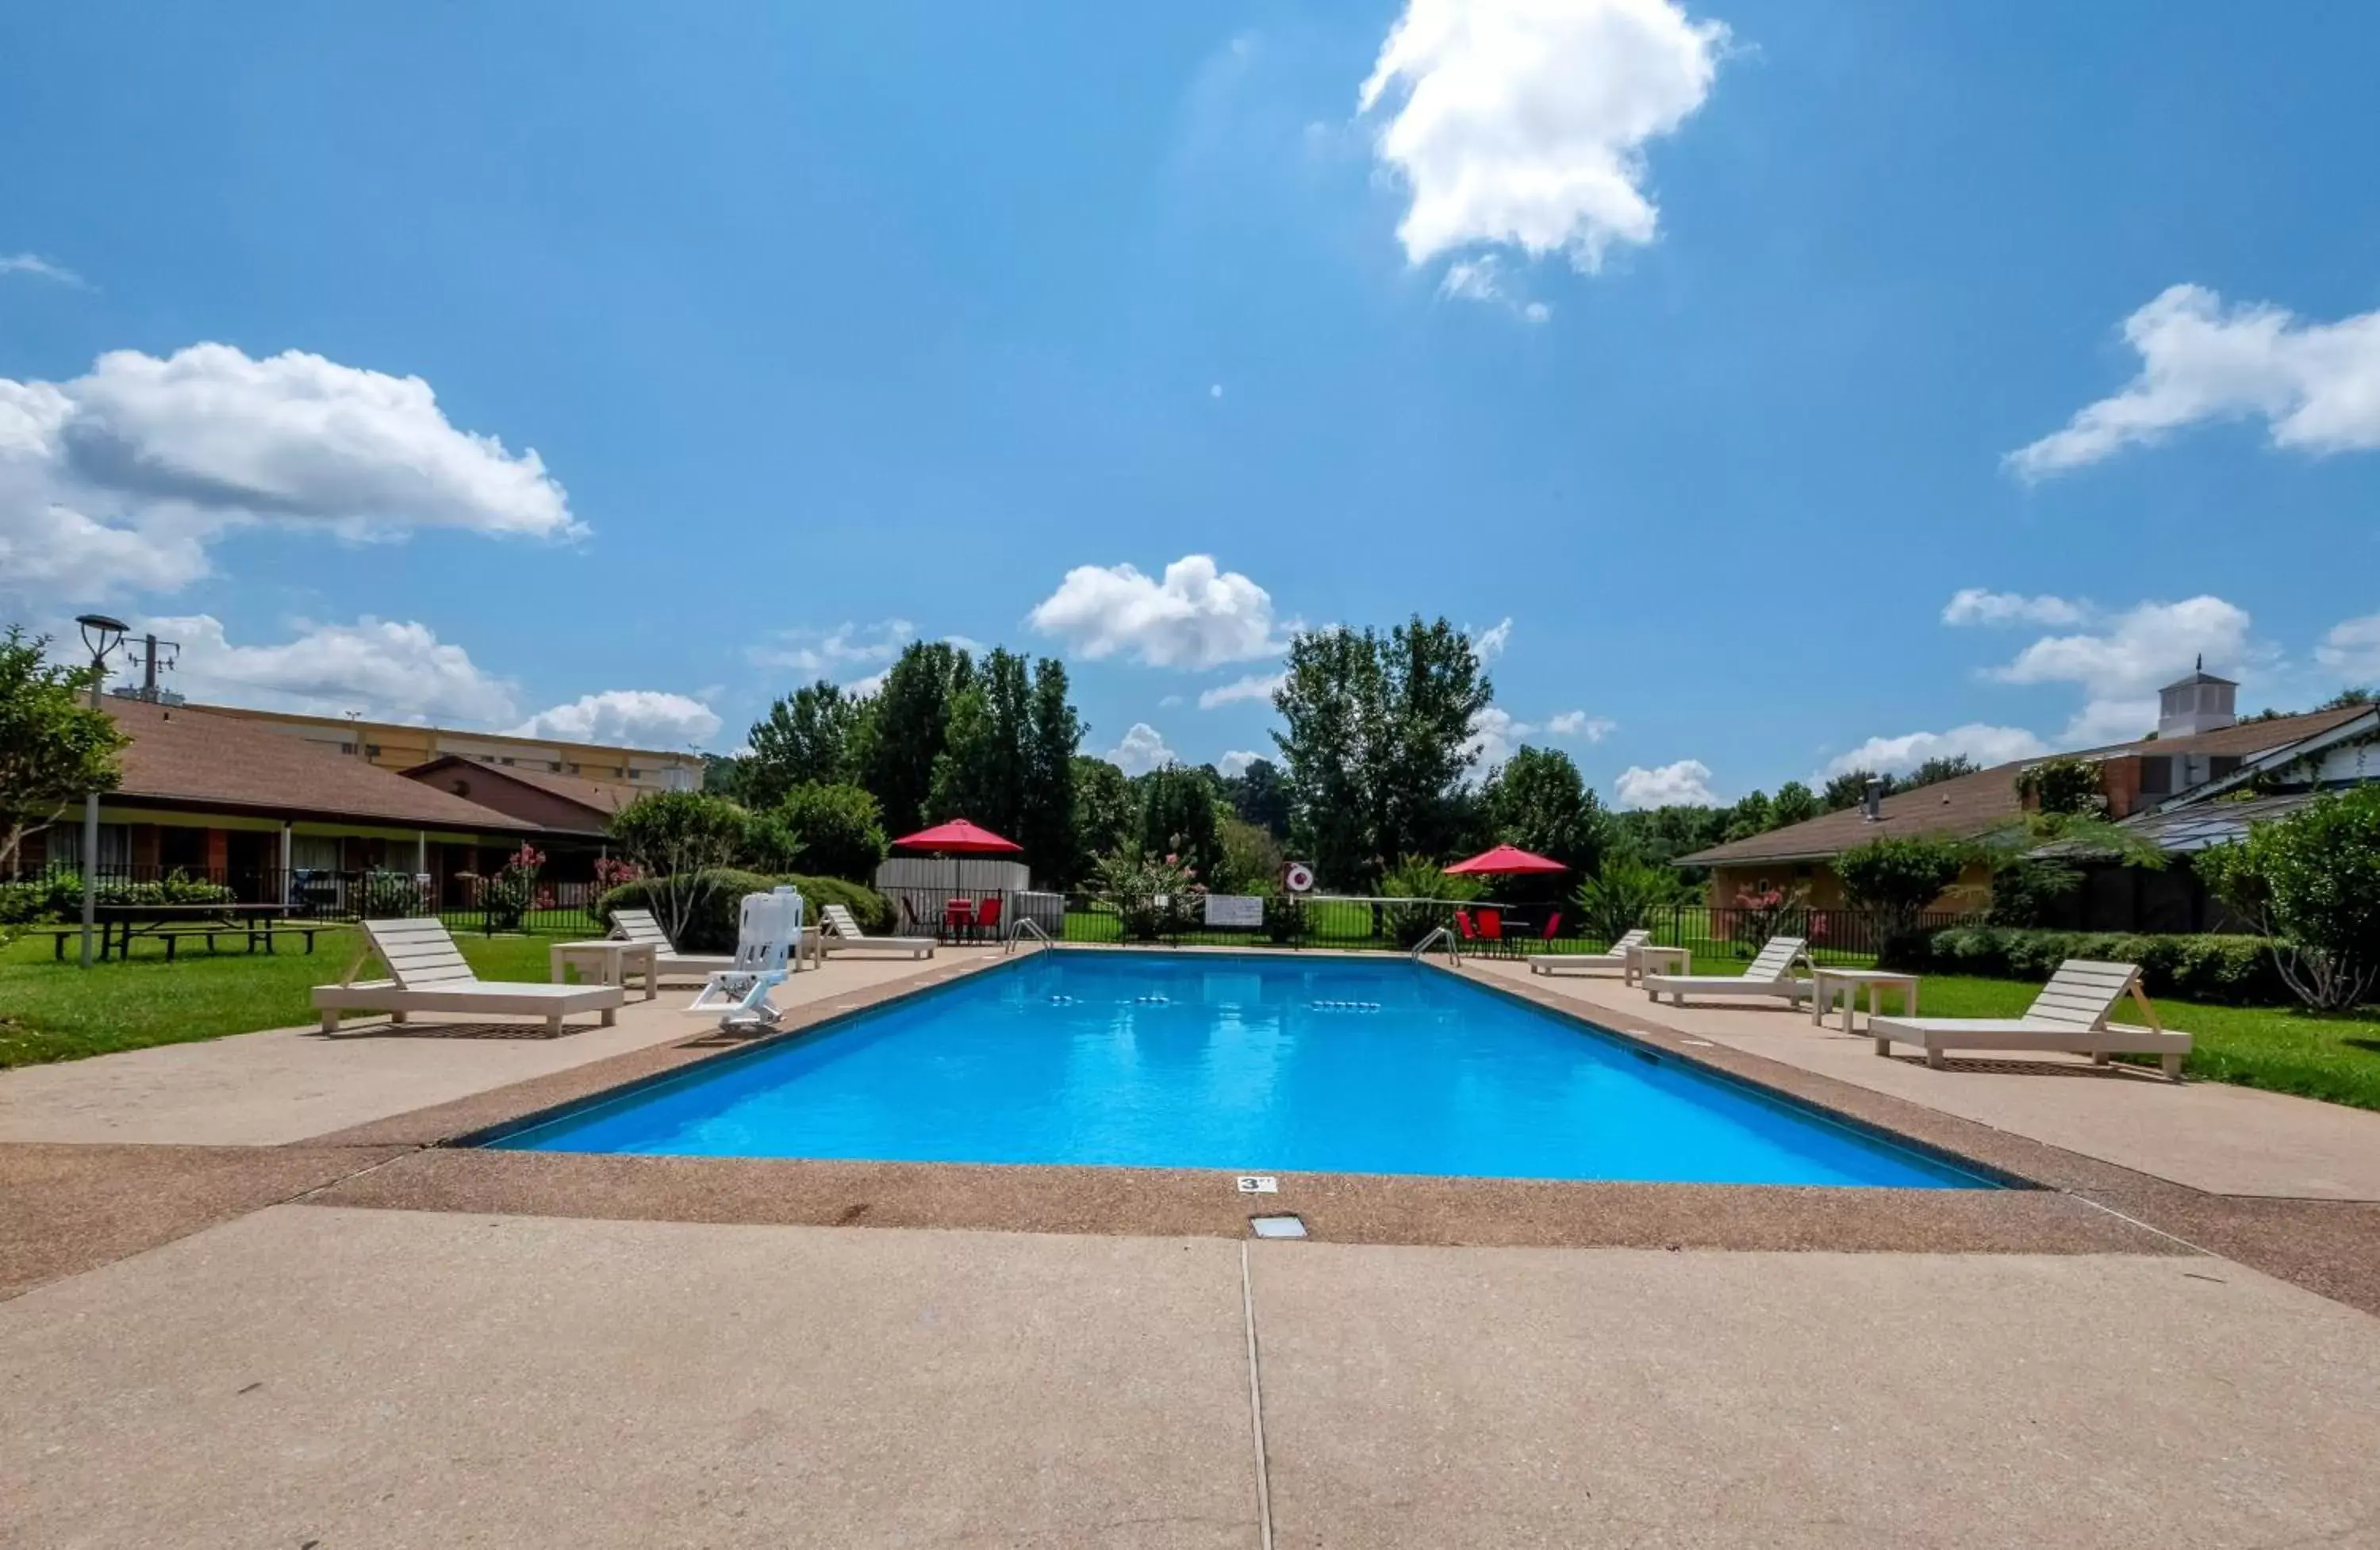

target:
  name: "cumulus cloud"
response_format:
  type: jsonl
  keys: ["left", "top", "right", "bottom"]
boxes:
{"left": 1614, "top": 758, "right": 1717, "bottom": 808}
{"left": 1199, "top": 671, "right": 1288, "bottom": 710}
{"left": 143, "top": 613, "right": 520, "bottom": 726}
{"left": 1990, "top": 595, "right": 2259, "bottom": 746}
{"left": 1219, "top": 749, "right": 1266, "bottom": 777}
{"left": 1544, "top": 710, "right": 1616, "bottom": 740}
{"left": 1030, "top": 554, "right": 1288, "bottom": 669}
{"left": 1358, "top": 0, "right": 1727, "bottom": 273}
{"left": 1, "top": 344, "right": 575, "bottom": 602}
{"left": 0, "top": 253, "right": 85, "bottom": 287}
{"left": 1942, "top": 589, "right": 2087, "bottom": 627}
{"left": 750, "top": 619, "right": 916, "bottom": 677}
{"left": 1469, "top": 616, "right": 1513, "bottom": 661}
{"left": 1466, "top": 704, "right": 1613, "bottom": 767}
{"left": 1107, "top": 722, "right": 1177, "bottom": 776}
{"left": 2315, "top": 613, "right": 2380, "bottom": 683}
{"left": 2009, "top": 286, "right": 2380, "bottom": 478}
{"left": 1821, "top": 724, "right": 2049, "bottom": 781}
{"left": 510, "top": 690, "right": 723, "bottom": 749}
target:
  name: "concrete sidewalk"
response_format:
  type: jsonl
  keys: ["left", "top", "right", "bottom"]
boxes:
{"left": 1476, "top": 959, "right": 2380, "bottom": 1200}
{"left": 0, "top": 949, "right": 1000, "bottom": 1146}
{"left": 4, "top": 1207, "right": 2377, "bottom": 1549}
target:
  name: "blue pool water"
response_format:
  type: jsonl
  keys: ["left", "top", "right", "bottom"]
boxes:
{"left": 493, "top": 952, "right": 1991, "bottom": 1187}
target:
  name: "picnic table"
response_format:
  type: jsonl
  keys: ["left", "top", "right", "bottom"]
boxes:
{"left": 41, "top": 902, "right": 324, "bottom": 962}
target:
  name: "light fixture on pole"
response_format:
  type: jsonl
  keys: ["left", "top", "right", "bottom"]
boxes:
{"left": 72, "top": 614, "right": 129, "bottom": 969}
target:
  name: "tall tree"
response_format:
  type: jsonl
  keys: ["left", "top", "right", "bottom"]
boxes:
{"left": 1480, "top": 746, "right": 1606, "bottom": 875}
{"left": 1270, "top": 627, "right": 1384, "bottom": 888}
{"left": 1905, "top": 754, "right": 1980, "bottom": 790}
{"left": 1771, "top": 780, "right": 1820, "bottom": 828}
{"left": 745, "top": 681, "right": 862, "bottom": 808}
{"left": 1372, "top": 616, "right": 1493, "bottom": 863}
{"left": 0, "top": 627, "right": 128, "bottom": 873}
{"left": 1137, "top": 762, "right": 1225, "bottom": 881}
{"left": 858, "top": 641, "right": 973, "bottom": 834}
{"left": 1220, "top": 757, "right": 1292, "bottom": 840}
{"left": 1019, "top": 658, "right": 1082, "bottom": 884}
{"left": 1069, "top": 755, "right": 1136, "bottom": 877}
{"left": 1821, "top": 769, "right": 1892, "bottom": 813}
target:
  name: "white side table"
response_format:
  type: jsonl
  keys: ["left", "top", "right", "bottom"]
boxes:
{"left": 1809, "top": 968, "right": 1917, "bottom": 1032}
{"left": 1623, "top": 943, "right": 1691, "bottom": 987}
{"left": 550, "top": 939, "right": 659, "bottom": 1000}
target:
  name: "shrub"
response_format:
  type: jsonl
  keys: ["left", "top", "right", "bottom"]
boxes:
{"left": 2016, "top": 757, "right": 2109, "bottom": 817}
{"left": 357, "top": 868, "right": 432, "bottom": 918}
{"left": 738, "top": 808, "right": 806, "bottom": 874}
{"left": 1912, "top": 926, "right": 2290, "bottom": 1006}
{"left": 1377, "top": 854, "right": 1481, "bottom": 950}
{"left": 1572, "top": 860, "right": 1683, "bottom": 946}
{"left": 608, "top": 791, "right": 751, "bottom": 942}
{"left": 594, "top": 869, "right": 893, "bottom": 951}
{"left": 773, "top": 782, "right": 889, "bottom": 882}
{"left": 1089, "top": 846, "right": 1203, "bottom": 942}
{"left": 1838, "top": 837, "right": 1971, "bottom": 942}
{"left": 2198, "top": 787, "right": 2380, "bottom": 1010}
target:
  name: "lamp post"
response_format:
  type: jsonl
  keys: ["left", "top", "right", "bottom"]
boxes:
{"left": 74, "top": 614, "right": 128, "bottom": 969}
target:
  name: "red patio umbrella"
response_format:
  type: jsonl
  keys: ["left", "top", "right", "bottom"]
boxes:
{"left": 1442, "top": 843, "right": 1567, "bottom": 877}
{"left": 891, "top": 818, "right": 1024, "bottom": 854}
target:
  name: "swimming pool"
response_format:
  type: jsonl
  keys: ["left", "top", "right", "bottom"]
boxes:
{"left": 492, "top": 951, "right": 1994, "bottom": 1187}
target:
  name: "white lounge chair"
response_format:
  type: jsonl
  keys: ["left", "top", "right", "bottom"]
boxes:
{"left": 607, "top": 906, "right": 735, "bottom": 982}
{"left": 818, "top": 902, "right": 935, "bottom": 959}
{"left": 1527, "top": 927, "right": 1651, "bottom": 976}
{"left": 685, "top": 888, "right": 801, "bottom": 1031}
{"left": 1642, "top": 935, "right": 1813, "bottom": 1008}
{"left": 1871, "top": 959, "right": 2191, "bottom": 1080}
{"left": 313, "top": 919, "right": 624, "bottom": 1034}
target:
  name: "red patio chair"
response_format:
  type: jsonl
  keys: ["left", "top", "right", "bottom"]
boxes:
{"left": 972, "top": 896, "right": 1004, "bottom": 941}
{"left": 942, "top": 897, "right": 973, "bottom": 942}
{"left": 1476, "top": 908, "right": 1504, "bottom": 956}
{"left": 1540, "top": 911, "right": 1563, "bottom": 942}
{"left": 1455, "top": 908, "right": 1479, "bottom": 943}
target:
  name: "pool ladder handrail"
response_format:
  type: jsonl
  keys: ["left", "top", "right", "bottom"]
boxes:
{"left": 1006, "top": 917, "right": 1054, "bottom": 955}
{"left": 1410, "top": 924, "right": 1460, "bottom": 964}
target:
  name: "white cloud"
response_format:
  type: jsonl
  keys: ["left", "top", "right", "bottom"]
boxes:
{"left": 2009, "top": 285, "right": 2380, "bottom": 478}
{"left": 1614, "top": 758, "right": 1717, "bottom": 808}
{"left": 1200, "top": 670, "right": 1288, "bottom": 710}
{"left": 1469, "top": 616, "right": 1513, "bottom": 660}
{"left": 0, "top": 253, "right": 85, "bottom": 287}
{"left": 1544, "top": 710, "right": 1616, "bottom": 740}
{"left": 843, "top": 669, "right": 891, "bottom": 698}
{"left": 144, "top": 613, "right": 519, "bottom": 726}
{"left": 510, "top": 690, "right": 723, "bottom": 749}
{"left": 1821, "top": 724, "right": 2049, "bottom": 781}
{"left": 2315, "top": 614, "right": 2380, "bottom": 682}
{"left": 1, "top": 344, "right": 575, "bottom": 603}
{"left": 1438, "top": 259, "right": 1552, "bottom": 322}
{"left": 1358, "top": 0, "right": 1728, "bottom": 273}
{"left": 750, "top": 619, "right": 916, "bottom": 677}
{"left": 1219, "top": 749, "right": 1265, "bottom": 777}
{"left": 1107, "top": 722, "right": 1177, "bottom": 776}
{"left": 1941, "top": 589, "right": 2087, "bottom": 627}
{"left": 1989, "top": 595, "right": 2259, "bottom": 746}
{"left": 1030, "top": 554, "right": 1288, "bottom": 669}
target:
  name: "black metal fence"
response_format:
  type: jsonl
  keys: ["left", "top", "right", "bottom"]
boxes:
{"left": 0, "top": 864, "right": 612, "bottom": 938}
{"left": 1053, "top": 894, "right": 1981, "bottom": 965}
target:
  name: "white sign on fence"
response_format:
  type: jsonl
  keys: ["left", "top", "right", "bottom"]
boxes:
{"left": 1204, "top": 893, "right": 1265, "bottom": 929}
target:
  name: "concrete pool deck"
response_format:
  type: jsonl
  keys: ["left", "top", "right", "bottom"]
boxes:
{"left": 4, "top": 1206, "right": 2377, "bottom": 1549}
{"left": 8, "top": 944, "right": 2380, "bottom": 1543}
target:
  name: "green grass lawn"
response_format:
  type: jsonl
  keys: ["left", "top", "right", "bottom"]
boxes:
{"left": 0, "top": 929, "right": 563, "bottom": 1068}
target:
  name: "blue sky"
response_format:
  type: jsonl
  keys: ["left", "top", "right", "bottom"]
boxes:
{"left": 4, "top": 1, "right": 2377, "bottom": 807}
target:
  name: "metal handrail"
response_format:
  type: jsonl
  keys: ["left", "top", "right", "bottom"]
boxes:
{"left": 1410, "top": 925, "right": 1458, "bottom": 964}
{"left": 1006, "top": 918, "right": 1054, "bottom": 955}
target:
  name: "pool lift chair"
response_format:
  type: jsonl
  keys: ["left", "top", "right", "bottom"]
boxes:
{"left": 685, "top": 887, "right": 804, "bottom": 1032}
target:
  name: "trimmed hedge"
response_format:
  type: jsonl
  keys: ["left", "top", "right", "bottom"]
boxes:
{"left": 0, "top": 873, "right": 237, "bottom": 925}
{"left": 1904, "top": 926, "right": 2290, "bottom": 1007}
{"left": 594, "top": 869, "right": 893, "bottom": 952}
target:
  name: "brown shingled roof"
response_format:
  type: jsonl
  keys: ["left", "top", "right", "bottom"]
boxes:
{"left": 398, "top": 755, "right": 631, "bottom": 833}
{"left": 1679, "top": 705, "right": 2369, "bottom": 867}
{"left": 103, "top": 701, "right": 537, "bottom": 833}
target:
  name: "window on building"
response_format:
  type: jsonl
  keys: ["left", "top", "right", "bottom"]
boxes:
{"left": 2138, "top": 757, "right": 2173, "bottom": 796}
{"left": 42, "top": 824, "right": 132, "bottom": 871}
{"left": 291, "top": 835, "right": 344, "bottom": 873}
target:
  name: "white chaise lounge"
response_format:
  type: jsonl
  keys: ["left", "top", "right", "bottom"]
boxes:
{"left": 313, "top": 918, "right": 624, "bottom": 1034}
{"left": 1870, "top": 959, "right": 2192, "bottom": 1080}
{"left": 608, "top": 907, "right": 735, "bottom": 982}
{"left": 819, "top": 903, "right": 936, "bottom": 959}
{"left": 1641, "top": 935, "right": 1813, "bottom": 1008}
{"left": 1527, "top": 927, "right": 1651, "bottom": 976}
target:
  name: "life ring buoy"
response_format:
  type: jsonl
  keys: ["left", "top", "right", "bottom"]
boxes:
{"left": 1283, "top": 862, "right": 1316, "bottom": 894}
